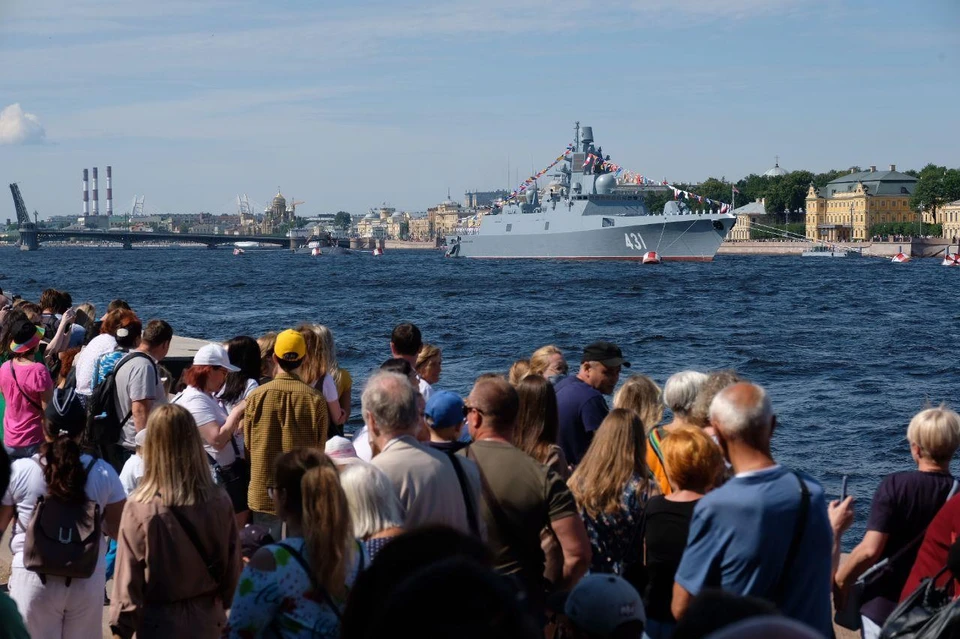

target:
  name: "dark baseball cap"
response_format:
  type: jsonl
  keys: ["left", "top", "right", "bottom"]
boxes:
{"left": 581, "top": 341, "right": 631, "bottom": 368}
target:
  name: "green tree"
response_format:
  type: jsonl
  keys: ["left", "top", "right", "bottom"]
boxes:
{"left": 334, "top": 211, "right": 352, "bottom": 230}
{"left": 911, "top": 164, "right": 960, "bottom": 225}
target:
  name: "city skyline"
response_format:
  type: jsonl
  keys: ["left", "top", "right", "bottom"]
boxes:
{"left": 1, "top": 0, "right": 958, "bottom": 219}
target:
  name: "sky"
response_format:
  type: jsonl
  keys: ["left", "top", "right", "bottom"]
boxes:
{"left": 0, "top": 0, "right": 958, "bottom": 220}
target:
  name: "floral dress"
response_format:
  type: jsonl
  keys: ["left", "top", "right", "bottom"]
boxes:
{"left": 224, "top": 537, "right": 364, "bottom": 639}
{"left": 580, "top": 473, "right": 651, "bottom": 575}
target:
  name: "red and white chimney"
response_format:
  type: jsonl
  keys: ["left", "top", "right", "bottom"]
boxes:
{"left": 106, "top": 166, "right": 113, "bottom": 216}
{"left": 92, "top": 167, "right": 99, "bottom": 216}
{"left": 82, "top": 169, "right": 89, "bottom": 216}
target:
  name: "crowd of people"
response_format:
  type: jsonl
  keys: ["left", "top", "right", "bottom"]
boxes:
{"left": 1, "top": 287, "right": 960, "bottom": 639}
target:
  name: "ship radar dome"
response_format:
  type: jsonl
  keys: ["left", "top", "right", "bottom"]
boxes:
{"left": 595, "top": 173, "right": 617, "bottom": 195}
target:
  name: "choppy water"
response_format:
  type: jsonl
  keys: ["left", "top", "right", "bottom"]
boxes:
{"left": 3, "top": 246, "right": 958, "bottom": 543}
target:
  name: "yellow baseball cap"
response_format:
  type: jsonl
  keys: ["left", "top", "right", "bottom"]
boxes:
{"left": 274, "top": 329, "right": 307, "bottom": 361}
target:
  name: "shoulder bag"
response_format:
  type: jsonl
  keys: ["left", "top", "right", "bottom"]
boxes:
{"left": 276, "top": 542, "right": 343, "bottom": 619}
{"left": 771, "top": 470, "right": 811, "bottom": 605}
{"left": 448, "top": 452, "right": 481, "bottom": 538}
{"left": 167, "top": 504, "right": 224, "bottom": 586}
{"left": 9, "top": 361, "right": 43, "bottom": 412}
{"left": 835, "top": 478, "right": 960, "bottom": 631}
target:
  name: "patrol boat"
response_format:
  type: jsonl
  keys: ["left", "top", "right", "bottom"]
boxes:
{"left": 445, "top": 123, "right": 736, "bottom": 261}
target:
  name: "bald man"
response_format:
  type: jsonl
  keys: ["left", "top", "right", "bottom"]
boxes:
{"left": 670, "top": 383, "right": 833, "bottom": 637}
{"left": 463, "top": 376, "right": 591, "bottom": 616}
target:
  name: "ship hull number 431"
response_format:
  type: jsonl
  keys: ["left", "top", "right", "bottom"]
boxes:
{"left": 624, "top": 232, "right": 647, "bottom": 250}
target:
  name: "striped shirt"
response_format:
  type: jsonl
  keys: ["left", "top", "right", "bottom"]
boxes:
{"left": 243, "top": 371, "right": 329, "bottom": 514}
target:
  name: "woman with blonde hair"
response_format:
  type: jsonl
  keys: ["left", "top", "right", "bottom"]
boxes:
{"left": 614, "top": 374, "right": 670, "bottom": 494}
{"left": 109, "top": 404, "right": 241, "bottom": 639}
{"left": 529, "top": 344, "right": 568, "bottom": 381}
{"left": 225, "top": 449, "right": 362, "bottom": 638}
{"left": 316, "top": 324, "right": 353, "bottom": 422}
{"left": 508, "top": 358, "right": 531, "bottom": 386}
{"left": 297, "top": 324, "right": 346, "bottom": 434}
{"left": 642, "top": 426, "right": 724, "bottom": 637}
{"left": 257, "top": 331, "right": 278, "bottom": 382}
{"left": 835, "top": 406, "right": 960, "bottom": 636}
{"left": 416, "top": 343, "right": 442, "bottom": 386}
{"left": 568, "top": 408, "right": 655, "bottom": 576}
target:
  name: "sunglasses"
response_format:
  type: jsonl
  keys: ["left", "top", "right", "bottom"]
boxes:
{"left": 462, "top": 404, "right": 484, "bottom": 417}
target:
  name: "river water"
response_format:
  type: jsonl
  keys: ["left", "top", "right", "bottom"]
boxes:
{"left": 2, "top": 246, "right": 958, "bottom": 541}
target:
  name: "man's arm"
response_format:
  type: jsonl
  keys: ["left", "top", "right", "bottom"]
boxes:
{"left": 130, "top": 399, "right": 153, "bottom": 433}
{"left": 671, "top": 582, "right": 695, "bottom": 620}
{"left": 550, "top": 514, "right": 592, "bottom": 590}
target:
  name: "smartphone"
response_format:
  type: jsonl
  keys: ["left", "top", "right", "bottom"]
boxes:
{"left": 841, "top": 475, "right": 849, "bottom": 500}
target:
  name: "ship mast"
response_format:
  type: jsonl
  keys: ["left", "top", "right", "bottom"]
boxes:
{"left": 574, "top": 121, "right": 580, "bottom": 152}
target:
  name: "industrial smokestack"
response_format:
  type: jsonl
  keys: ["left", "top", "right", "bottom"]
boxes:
{"left": 92, "top": 167, "right": 99, "bottom": 216}
{"left": 82, "top": 169, "right": 89, "bottom": 217}
{"left": 106, "top": 166, "right": 113, "bottom": 216}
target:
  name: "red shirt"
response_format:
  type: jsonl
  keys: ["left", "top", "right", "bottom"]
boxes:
{"left": 900, "top": 494, "right": 960, "bottom": 599}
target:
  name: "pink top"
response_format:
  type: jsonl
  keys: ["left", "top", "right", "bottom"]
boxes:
{"left": 0, "top": 360, "right": 52, "bottom": 447}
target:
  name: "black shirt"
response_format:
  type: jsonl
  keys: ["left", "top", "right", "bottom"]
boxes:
{"left": 642, "top": 496, "right": 698, "bottom": 622}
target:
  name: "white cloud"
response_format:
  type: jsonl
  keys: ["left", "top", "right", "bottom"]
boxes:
{"left": 0, "top": 104, "right": 46, "bottom": 145}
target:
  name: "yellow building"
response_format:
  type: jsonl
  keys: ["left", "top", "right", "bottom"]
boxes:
{"left": 942, "top": 200, "right": 960, "bottom": 244}
{"left": 805, "top": 165, "right": 918, "bottom": 241}
{"left": 728, "top": 200, "right": 766, "bottom": 241}
{"left": 433, "top": 198, "right": 467, "bottom": 237}
{"left": 408, "top": 216, "right": 433, "bottom": 241}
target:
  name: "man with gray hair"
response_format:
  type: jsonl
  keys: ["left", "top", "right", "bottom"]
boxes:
{"left": 671, "top": 382, "right": 834, "bottom": 637}
{"left": 364, "top": 371, "right": 482, "bottom": 535}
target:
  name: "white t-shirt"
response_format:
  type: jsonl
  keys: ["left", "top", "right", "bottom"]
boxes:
{"left": 119, "top": 452, "right": 145, "bottom": 497}
{"left": 321, "top": 375, "right": 338, "bottom": 402}
{"left": 352, "top": 424, "right": 373, "bottom": 462}
{"left": 2, "top": 454, "right": 126, "bottom": 568}
{"left": 174, "top": 386, "right": 235, "bottom": 466}
{"left": 74, "top": 334, "right": 118, "bottom": 396}
{"left": 419, "top": 376, "right": 433, "bottom": 401}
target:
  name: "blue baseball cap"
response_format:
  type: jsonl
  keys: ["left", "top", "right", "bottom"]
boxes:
{"left": 424, "top": 391, "right": 465, "bottom": 430}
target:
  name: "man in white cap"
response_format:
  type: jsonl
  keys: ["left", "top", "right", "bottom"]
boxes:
{"left": 563, "top": 574, "right": 647, "bottom": 639}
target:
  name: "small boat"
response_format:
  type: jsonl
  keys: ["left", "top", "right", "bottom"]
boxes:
{"left": 311, "top": 247, "right": 322, "bottom": 257}
{"left": 942, "top": 253, "right": 960, "bottom": 267}
{"left": 233, "top": 248, "right": 244, "bottom": 256}
{"left": 802, "top": 244, "right": 860, "bottom": 258}
{"left": 642, "top": 251, "right": 662, "bottom": 264}
{"left": 372, "top": 247, "right": 383, "bottom": 257}
{"left": 891, "top": 246, "right": 910, "bottom": 263}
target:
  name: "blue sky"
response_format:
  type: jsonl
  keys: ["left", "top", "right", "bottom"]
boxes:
{"left": 0, "top": 0, "right": 957, "bottom": 219}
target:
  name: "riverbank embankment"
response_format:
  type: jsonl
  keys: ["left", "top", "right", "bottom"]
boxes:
{"left": 719, "top": 239, "right": 954, "bottom": 258}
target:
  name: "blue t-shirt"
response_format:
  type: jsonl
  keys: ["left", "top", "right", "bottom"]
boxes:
{"left": 674, "top": 465, "right": 833, "bottom": 637}
{"left": 555, "top": 376, "right": 609, "bottom": 466}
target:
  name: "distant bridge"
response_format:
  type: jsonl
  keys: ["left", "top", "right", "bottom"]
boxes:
{"left": 16, "top": 228, "right": 297, "bottom": 251}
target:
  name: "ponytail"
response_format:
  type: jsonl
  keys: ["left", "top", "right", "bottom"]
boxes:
{"left": 39, "top": 436, "right": 88, "bottom": 505}
{"left": 301, "top": 461, "right": 353, "bottom": 598}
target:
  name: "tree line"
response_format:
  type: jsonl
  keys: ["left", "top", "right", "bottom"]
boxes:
{"left": 641, "top": 165, "right": 960, "bottom": 229}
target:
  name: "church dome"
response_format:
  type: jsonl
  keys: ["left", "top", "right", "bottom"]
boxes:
{"left": 763, "top": 159, "right": 788, "bottom": 177}
{"left": 272, "top": 190, "right": 286, "bottom": 207}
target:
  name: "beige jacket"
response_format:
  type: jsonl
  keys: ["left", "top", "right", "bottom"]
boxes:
{"left": 109, "top": 490, "right": 241, "bottom": 639}
{"left": 372, "top": 434, "right": 483, "bottom": 536}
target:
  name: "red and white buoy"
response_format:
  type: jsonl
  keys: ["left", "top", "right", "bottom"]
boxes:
{"left": 942, "top": 253, "right": 960, "bottom": 267}
{"left": 373, "top": 247, "right": 383, "bottom": 257}
{"left": 891, "top": 247, "right": 910, "bottom": 263}
{"left": 311, "top": 247, "right": 321, "bottom": 257}
{"left": 642, "top": 251, "right": 662, "bottom": 265}
{"left": 233, "top": 248, "right": 244, "bottom": 256}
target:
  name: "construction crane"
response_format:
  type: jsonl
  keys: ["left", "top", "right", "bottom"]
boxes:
{"left": 288, "top": 199, "right": 305, "bottom": 212}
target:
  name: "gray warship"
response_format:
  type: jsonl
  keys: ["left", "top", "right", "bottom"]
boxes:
{"left": 445, "top": 123, "right": 736, "bottom": 261}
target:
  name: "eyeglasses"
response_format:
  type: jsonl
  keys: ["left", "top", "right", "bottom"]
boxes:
{"left": 462, "top": 404, "right": 484, "bottom": 417}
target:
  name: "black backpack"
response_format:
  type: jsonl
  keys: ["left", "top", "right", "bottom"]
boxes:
{"left": 85, "top": 351, "right": 156, "bottom": 451}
